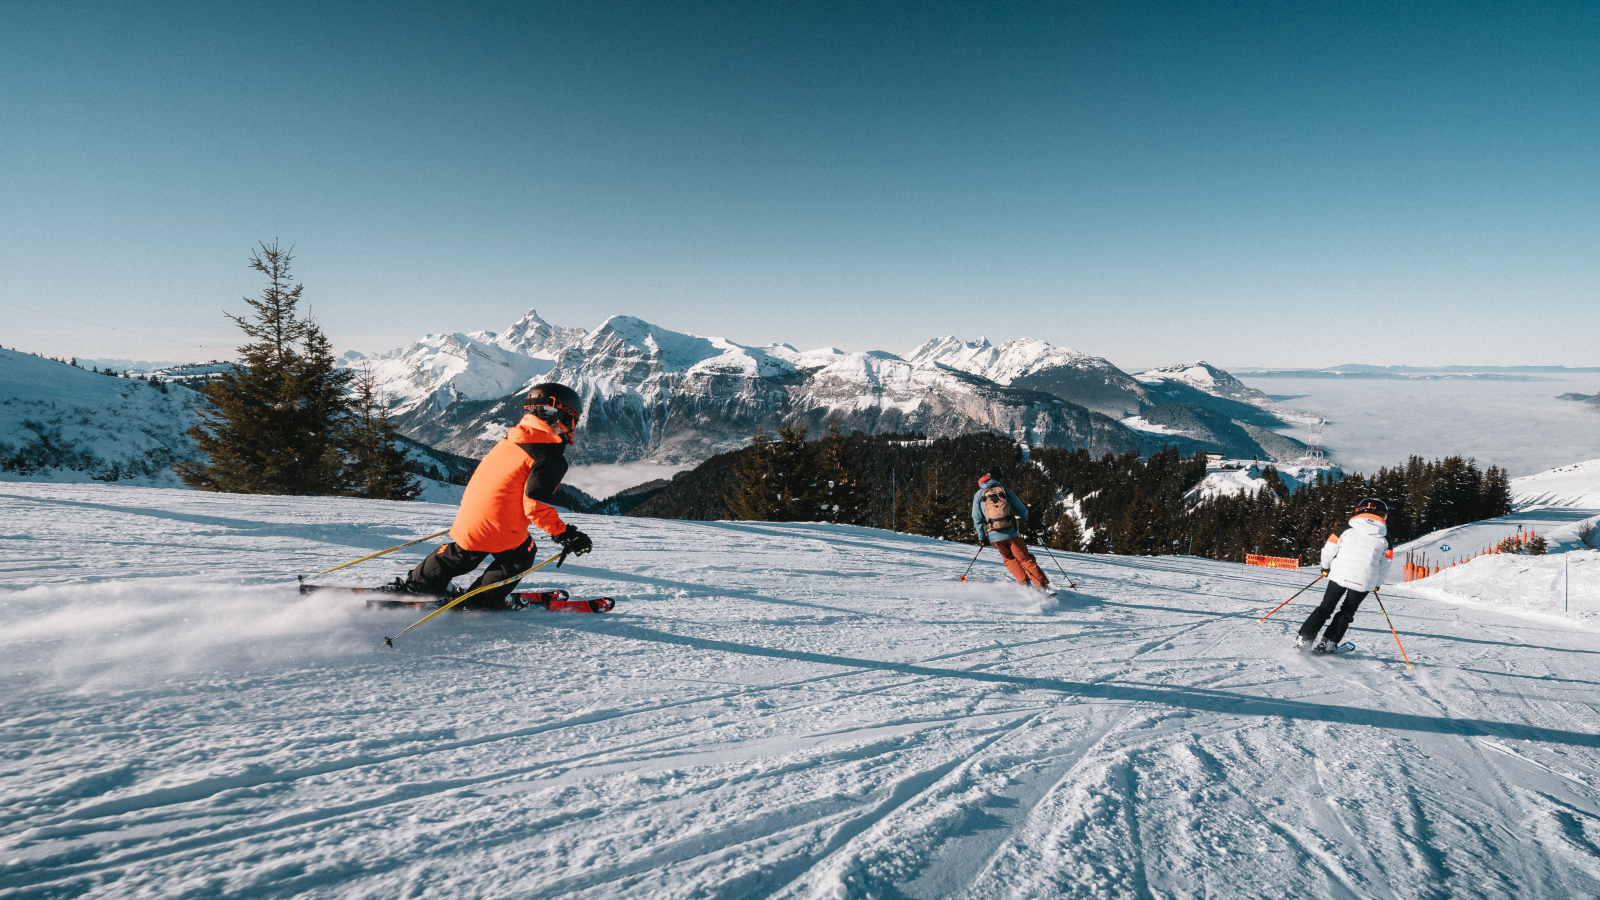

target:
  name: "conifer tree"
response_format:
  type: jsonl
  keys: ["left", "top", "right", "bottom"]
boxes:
{"left": 1045, "top": 503, "right": 1083, "bottom": 552}
{"left": 344, "top": 367, "right": 422, "bottom": 501}
{"left": 178, "top": 242, "right": 354, "bottom": 495}
{"left": 904, "top": 465, "right": 968, "bottom": 541}
{"left": 767, "top": 424, "right": 823, "bottom": 520}
{"left": 728, "top": 428, "right": 779, "bottom": 520}
{"left": 1480, "top": 466, "right": 1513, "bottom": 520}
{"left": 817, "top": 420, "right": 864, "bottom": 524}
{"left": 1116, "top": 487, "right": 1170, "bottom": 555}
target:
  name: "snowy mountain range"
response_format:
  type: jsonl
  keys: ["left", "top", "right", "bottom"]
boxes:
{"left": 2, "top": 312, "right": 1312, "bottom": 488}
{"left": 347, "top": 309, "right": 1306, "bottom": 466}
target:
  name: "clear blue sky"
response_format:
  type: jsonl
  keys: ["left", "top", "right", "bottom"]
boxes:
{"left": 3, "top": 1, "right": 1597, "bottom": 369}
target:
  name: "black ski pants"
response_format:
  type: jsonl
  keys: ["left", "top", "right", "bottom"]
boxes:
{"left": 407, "top": 538, "right": 535, "bottom": 610}
{"left": 1298, "top": 580, "right": 1368, "bottom": 644}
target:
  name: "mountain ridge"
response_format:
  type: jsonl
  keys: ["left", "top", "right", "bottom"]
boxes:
{"left": 363, "top": 309, "right": 1306, "bottom": 466}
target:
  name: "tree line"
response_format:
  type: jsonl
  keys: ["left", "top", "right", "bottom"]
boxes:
{"left": 176, "top": 242, "right": 420, "bottom": 500}
{"left": 631, "top": 424, "right": 1514, "bottom": 564}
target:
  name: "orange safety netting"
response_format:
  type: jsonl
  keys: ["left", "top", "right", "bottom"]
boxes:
{"left": 1401, "top": 530, "right": 1537, "bottom": 582}
{"left": 1244, "top": 553, "right": 1301, "bottom": 570}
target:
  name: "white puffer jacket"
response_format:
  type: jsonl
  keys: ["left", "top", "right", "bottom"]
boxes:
{"left": 1320, "top": 514, "right": 1394, "bottom": 592}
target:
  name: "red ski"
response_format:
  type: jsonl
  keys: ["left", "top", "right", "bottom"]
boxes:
{"left": 510, "top": 591, "right": 615, "bottom": 613}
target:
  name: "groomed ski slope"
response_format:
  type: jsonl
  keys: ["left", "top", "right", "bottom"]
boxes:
{"left": 3, "top": 484, "right": 1600, "bottom": 899}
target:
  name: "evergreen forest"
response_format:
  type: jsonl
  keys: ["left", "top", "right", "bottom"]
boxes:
{"left": 627, "top": 425, "right": 1514, "bottom": 564}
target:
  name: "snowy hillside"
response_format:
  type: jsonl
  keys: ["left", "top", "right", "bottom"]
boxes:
{"left": 1187, "top": 458, "right": 1342, "bottom": 500}
{"left": 1392, "top": 457, "right": 1599, "bottom": 581}
{"left": 1514, "top": 457, "right": 1600, "bottom": 509}
{"left": 0, "top": 347, "right": 469, "bottom": 497}
{"left": 5, "top": 483, "right": 1600, "bottom": 898}
{"left": 0, "top": 348, "right": 205, "bottom": 485}
{"left": 1395, "top": 550, "right": 1600, "bottom": 619}
{"left": 1138, "top": 361, "right": 1273, "bottom": 405}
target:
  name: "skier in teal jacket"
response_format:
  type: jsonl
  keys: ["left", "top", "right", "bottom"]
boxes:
{"left": 971, "top": 470, "right": 1049, "bottom": 589}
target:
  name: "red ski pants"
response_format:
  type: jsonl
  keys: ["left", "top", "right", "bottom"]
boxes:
{"left": 993, "top": 537, "right": 1049, "bottom": 587}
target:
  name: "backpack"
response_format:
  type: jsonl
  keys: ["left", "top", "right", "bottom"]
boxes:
{"left": 982, "top": 485, "right": 1017, "bottom": 531}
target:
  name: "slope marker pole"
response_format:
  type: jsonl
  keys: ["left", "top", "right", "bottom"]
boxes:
{"left": 1371, "top": 590, "right": 1414, "bottom": 672}
{"left": 1256, "top": 574, "right": 1324, "bottom": 625}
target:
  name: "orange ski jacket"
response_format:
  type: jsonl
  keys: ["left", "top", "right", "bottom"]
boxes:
{"left": 448, "top": 415, "right": 569, "bottom": 552}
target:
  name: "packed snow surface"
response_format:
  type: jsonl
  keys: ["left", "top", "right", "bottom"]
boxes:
{"left": 5, "top": 484, "right": 1600, "bottom": 898}
{"left": 1395, "top": 550, "right": 1600, "bottom": 620}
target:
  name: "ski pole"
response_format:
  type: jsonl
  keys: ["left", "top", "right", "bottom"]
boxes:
{"left": 1036, "top": 543, "right": 1078, "bottom": 590}
{"left": 1371, "top": 590, "right": 1414, "bottom": 672}
{"left": 957, "top": 544, "right": 985, "bottom": 582}
{"left": 314, "top": 529, "right": 450, "bottom": 576}
{"left": 382, "top": 552, "right": 561, "bottom": 648}
{"left": 1256, "top": 573, "right": 1324, "bottom": 624}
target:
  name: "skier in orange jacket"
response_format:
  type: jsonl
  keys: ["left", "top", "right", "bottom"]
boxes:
{"left": 399, "top": 383, "right": 593, "bottom": 609}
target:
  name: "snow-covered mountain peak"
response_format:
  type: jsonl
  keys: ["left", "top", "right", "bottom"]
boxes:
{"left": 907, "top": 335, "right": 992, "bottom": 363}
{"left": 477, "top": 308, "right": 586, "bottom": 358}
{"left": 353, "top": 331, "right": 557, "bottom": 413}
{"left": 561, "top": 316, "right": 800, "bottom": 383}
{"left": 907, "top": 335, "right": 1091, "bottom": 385}
{"left": 1137, "top": 361, "right": 1271, "bottom": 404}
{"left": 762, "top": 344, "right": 850, "bottom": 370}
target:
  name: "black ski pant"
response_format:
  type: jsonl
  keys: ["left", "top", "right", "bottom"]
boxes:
{"left": 407, "top": 537, "right": 535, "bottom": 610}
{"left": 1298, "top": 580, "right": 1368, "bottom": 644}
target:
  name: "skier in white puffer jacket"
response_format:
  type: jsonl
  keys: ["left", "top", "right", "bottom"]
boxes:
{"left": 1296, "top": 498, "right": 1395, "bottom": 653}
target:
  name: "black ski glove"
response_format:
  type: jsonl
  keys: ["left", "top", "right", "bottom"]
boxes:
{"left": 1320, "top": 568, "right": 1329, "bottom": 577}
{"left": 555, "top": 524, "right": 592, "bottom": 560}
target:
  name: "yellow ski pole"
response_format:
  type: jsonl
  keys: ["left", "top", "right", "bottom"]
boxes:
{"left": 381, "top": 552, "right": 562, "bottom": 648}
{"left": 314, "top": 529, "right": 450, "bottom": 576}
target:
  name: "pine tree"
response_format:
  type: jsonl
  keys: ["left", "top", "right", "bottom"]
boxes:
{"left": 817, "top": 420, "right": 864, "bottom": 524}
{"left": 903, "top": 464, "right": 968, "bottom": 541}
{"left": 1480, "top": 466, "right": 1513, "bottom": 520}
{"left": 728, "top": 428, "right": 779, "bottom": 520}
{"left": 344, "top": 367, "right": 422, "bottom": 500}
{"left": 1046, "top": 502, "right": 1083, "bottom": 552}
{"left": 767, "top": 424, "right": 823, "bottom": 520}
{"left": 177, "top": 242, "right": 355, "bottom": 495}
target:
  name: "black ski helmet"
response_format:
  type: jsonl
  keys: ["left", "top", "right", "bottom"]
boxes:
{"left": 523, "top": 383, "right": 582, "bottom": 431}
{"left": 1354, "top": 497, "right": 1389, "bottom": 518}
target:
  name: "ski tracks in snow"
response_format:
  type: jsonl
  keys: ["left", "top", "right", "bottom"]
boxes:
{"left": 3, "top": 487, "right": 1600, "bottom": 898}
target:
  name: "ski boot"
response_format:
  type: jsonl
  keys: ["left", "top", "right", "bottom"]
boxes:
{"left": 1294, "top": 635, "right": 1310, "bottom": 651}
{"left": 1312, "top": 638, "right": 1335, "bottom": 654}
{"left": 382, "top": 576, "right": 443, "bottom": 596}
{"left": 506, "top": 589, "right": 571, "bottom": 610}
